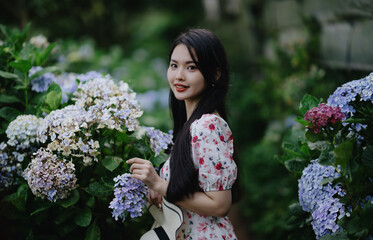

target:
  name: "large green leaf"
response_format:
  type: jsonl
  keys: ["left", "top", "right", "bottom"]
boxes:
{"left": 102, "top": 156, "right": 123, "bottom": 172}
{"left": 86, "top": 182, "right": 112, "bottom": 198}
{"left": 334, "top": 141, "right": 353, "bottom": 176}
{"left": 2, "top": 184, "right": 28, "bottom": 211}
{"left": 74, "top": 208, "right": 92, "bottom": 227}
{"left": 150, "top": 152, "right": 169, "bottom": 166}
{"left": 59, "top": 189, "right": 80, "bottom": 208}
{"left": 44, "top": 82, "right": 62, "bottom": 110}
{"left": 0, "top": 95, "right": 23, "bottom": 104}
{"left": 0, "top": 70, "right": 21, "bottom": 81}
{"left": 362, "top": 145, "right": 373, "bottom": 168}
{"left": 85, "top": 222, "right": 101, "bottom": 240}
{"left": 0, "top": 107, "right": 21, "bottom": 122}
{"left": 284, "top": 158, "right": 308, "bottom": 173}
{"left": 10, "top": 59, "right": 32, "bottom": 73}
{"left": 299, "top": 94, "right": 319, "bottom": 116}
{"left": 35, "top": 43, "right": 56, "bottom": 66}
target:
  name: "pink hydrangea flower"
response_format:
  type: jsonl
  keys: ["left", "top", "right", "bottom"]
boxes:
{"left": 304, "top": 103, "right": 345, "bottom": 133}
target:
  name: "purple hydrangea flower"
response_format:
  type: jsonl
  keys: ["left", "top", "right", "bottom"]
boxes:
{"left": 298, "top": 160, "right": 346, "bottom": 239}
{"left": 0, "top": 142, "right": 23, "bottom": 189}
{"left": 109, "top": 173, "right": 148, "bottom": 222}
{"left": 144, "top": 127, "right": 173, "bottom": 156}
{"left": 29, "top": 66, "right": 56, "bottom": 92}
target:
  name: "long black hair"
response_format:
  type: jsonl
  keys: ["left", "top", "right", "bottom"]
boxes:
{"left": 166, "top": 29, "right": 238, "bottom": 203}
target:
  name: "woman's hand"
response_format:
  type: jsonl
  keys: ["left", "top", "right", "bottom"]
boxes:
{"left": 148, "top": 189, "right": 162, "bottom": 208}
{"left": 126, "top": 158, "right": 168, "bottom": 196}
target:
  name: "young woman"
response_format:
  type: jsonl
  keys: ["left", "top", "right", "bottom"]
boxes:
{"left": 127, "top": 28, "right": 238, "bottom": 239}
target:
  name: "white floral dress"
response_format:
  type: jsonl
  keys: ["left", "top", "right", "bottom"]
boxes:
{"left": 160, "top": 114, "right": 238, "bottom": 240}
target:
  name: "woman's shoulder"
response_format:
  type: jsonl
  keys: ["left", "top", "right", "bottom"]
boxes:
{"left": 190, "top": 113, "right": 231, "bottom": 132}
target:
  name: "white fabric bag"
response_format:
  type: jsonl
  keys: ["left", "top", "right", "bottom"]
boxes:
{"left": 140, "top": 198, "right": 183, "bottom": 240}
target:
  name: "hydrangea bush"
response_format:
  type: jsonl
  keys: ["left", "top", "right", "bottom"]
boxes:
{"left": 0, "top": 24, "right": 173, "bottom": 239}
{"left": 279, "top": 73, "right": 373, "bottom": 239}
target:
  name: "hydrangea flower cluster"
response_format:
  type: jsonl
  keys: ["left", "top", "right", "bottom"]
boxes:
{"left": 29, "top": 34, "right": 49, "bottom": 48}
{"left": 29, "top": 66, "right": 56, "bottom": 92}
{"left": 38, "top": 105, "right": 100, "bottom": 165}
{"left": 299, "top": 160, "right": 347, "bottom": 239}
{"left": 327, "top": 73, "right": 373, "bottom": 116}
{"left": 73, "top": 77, "right": 143, "bottom": 131}
{"left": 6, "top": 115, "right": 43, "bottom": 150}
{"left": 109, "top": 173, "right": 148, "bottom": 222}
{"left": 23, "top": 148, "right": 77, "bottom": 202}
{"left": 0, "top": 142, "right": 23, "bottom": 189}
{"left": 144, "top": 127, "right": 173, "bottom": 156}
{"left": 304, "top": 103, "right": 346, "bottom": 133}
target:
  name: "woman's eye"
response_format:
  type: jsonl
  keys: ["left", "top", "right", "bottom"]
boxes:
{"left": 187, "top": 65, "right": 197, "bottom": 70}
{"left": 170, "top": 63, "right": 177, "bottom": 68}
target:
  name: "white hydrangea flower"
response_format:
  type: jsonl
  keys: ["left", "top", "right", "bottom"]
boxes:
{"left": 6, "top": 115, "right": 43, "bottom": 150}
{"left": 38, "top": 105, "right": 99, "bottom": 165}
{"left": 29, "top": 34, "right": 49, "bottom": 48}
{"left": 73, "top": 77, "right": 143, "bottom": 131}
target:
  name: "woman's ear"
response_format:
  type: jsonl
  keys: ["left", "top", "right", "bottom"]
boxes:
{"left": 215, "top": 69, "right": 221, "bottom": 80}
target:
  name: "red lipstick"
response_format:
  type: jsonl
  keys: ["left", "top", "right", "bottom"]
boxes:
{"left": 175, "top": 83, "right": 189, "bottom": 92}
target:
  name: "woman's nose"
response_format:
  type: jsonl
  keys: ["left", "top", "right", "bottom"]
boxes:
{"left": 175, "top": 68, "right": 185, "bottom": 80}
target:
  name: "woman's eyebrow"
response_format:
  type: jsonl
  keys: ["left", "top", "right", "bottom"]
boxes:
{"left": 170, "top": 59, "right": 195, "bottom": 64}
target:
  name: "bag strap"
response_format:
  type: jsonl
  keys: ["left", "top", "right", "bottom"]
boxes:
{"left": 154, "top": 227, "right": 170, "bottom": 240}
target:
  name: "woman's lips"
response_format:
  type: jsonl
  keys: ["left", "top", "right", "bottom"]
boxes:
{"left": 175, "top": 83, "right": 189, "bottom": 92}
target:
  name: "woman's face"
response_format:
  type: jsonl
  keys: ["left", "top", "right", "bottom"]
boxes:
{"left": 167, "top": 44, "right": 206, "bottom": 108}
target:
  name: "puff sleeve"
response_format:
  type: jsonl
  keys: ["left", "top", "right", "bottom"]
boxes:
{"left": 190, "top": 114, "right": 237, "bottom": 192}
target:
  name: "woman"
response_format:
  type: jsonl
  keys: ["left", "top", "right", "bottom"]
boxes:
{"left": 127, "top": 28, "right": 238, "bottom": 239}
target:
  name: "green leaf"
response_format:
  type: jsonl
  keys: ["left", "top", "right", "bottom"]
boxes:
{"left": 45, "top": 91, "right": 61, "bottom": 110}
{"left": 30, "top": 199, "right": 53, "bottom": 216}
{"left": 86, "top": 197, "right": 95, "bottom": 208}
{"left": 0, "top": 107, "right": 21, "bottom": 122}
{"left": 299, "top": 94, "right": 319, "bottom": 116}
{"left": 74, "top": 208, "right": 92, "bottom": 227}
{"left": 284, "top": 159, "right": 308, "bottom": 173}
{"left": 44, "top": 82, "right": 62, "bottom": 110}
{"left": 334, "top": 141, "right": 353, "bottom": 175}
{"left": 0, "top": 95, "right": 23, "bottom": 104}
{"left": 86, "top": 182, "right": 112, "bottom": 198}
{"left": 282, "top": 143, "right": 304, "bottom": 158}
{"left": 10, "top": 59, "right": 32, "bottom": 73}
{"left": 102, "top": 156, "right": 123, "bottom": 172}
{"left": 150, "top": 153, "right": 169, "bottom": 166}
{"left": 54, "top": 207, "right": 77, "bottom": 225}
{"left": 362, "top": 145, "right": 373, "bottom": 168}
{"left": 319, "top": 231, "right": 348, "bottom": 240}
{"left": 0, "top": 70, "right": 21, "bottom": 81}
{"left": 305, "top": 129, "right": 324, "bottom": 143}
{"left": 2, "top": 184, "right": 28, "bottom": 211}
{"left": 59, "top": 189, "right": 80, "bottom": 208}
{"left": 294, "top": 116, "right": 307, "bottom": 126}
{"left": 85, "top": 222, "right": 101, "bottom": 240}
{"left": 35, "top": 43, "right": 55, "bottom": 66}
{"left": 288, "top": 203, "right": 304, "bottom": 217}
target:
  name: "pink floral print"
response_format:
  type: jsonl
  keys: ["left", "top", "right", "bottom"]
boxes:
{"left": 160, "top": 114, "right": 238, "bottom": 239}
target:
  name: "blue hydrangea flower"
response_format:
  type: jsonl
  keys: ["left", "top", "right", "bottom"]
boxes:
{"left": 144, "top": 127, "right": 173, "bottom": 156}
{"left": 109, "top": 173, "right": 148, "bottom": 222}
{"left": 298, "top": 160, "right": 346, "bottom": 239}
{"left": 0, "top": 142, "right": 23, "bottom": 189}
{"left": 29, "top": 66, "right": 56, "bottom": 92}
{"left": 327, "top": 73, "right": 373, "bottom": 116}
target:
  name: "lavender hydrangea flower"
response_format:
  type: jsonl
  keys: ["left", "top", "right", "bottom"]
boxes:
{"left": 144, "top": 127, "right": 173, "bottom": 156}
{"left": 29, "top": 66, "right": 56, "bottom": 92}
{"left": 6, "top": 115, "right": 43, "bottom": 150}
{"left": 23, "top": 148, "right": 77, "bottom": 202}
{"left": 109, "top": 173, "right": 148, "bottom": 222}
{"left": 298, "top": 160, "right": 346, "bottom": 239}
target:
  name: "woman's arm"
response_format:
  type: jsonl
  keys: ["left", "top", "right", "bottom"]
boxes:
{"left": 127, "top": 157, "right": 232, "bottom": 217}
